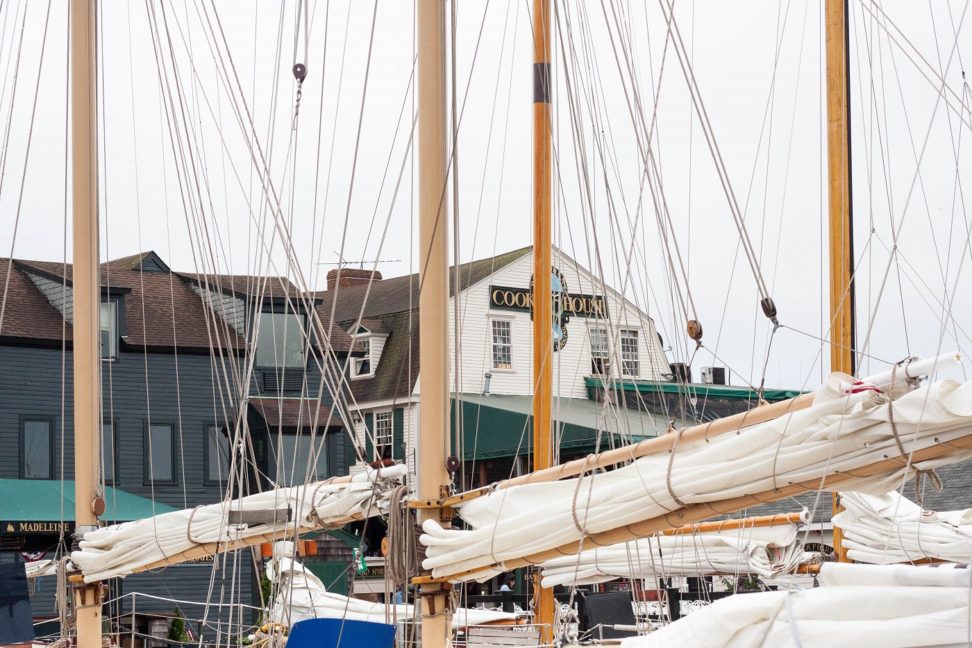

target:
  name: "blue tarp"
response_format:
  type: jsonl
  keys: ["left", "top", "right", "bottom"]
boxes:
{"left": 288, "top": 618, "right": 396, "bottom": 648}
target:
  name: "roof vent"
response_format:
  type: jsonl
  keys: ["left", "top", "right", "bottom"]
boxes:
{"left": 701, "top": 366, "right": 727, "bottom": 385}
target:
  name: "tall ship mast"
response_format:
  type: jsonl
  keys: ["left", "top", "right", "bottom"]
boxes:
{"left": 71, "top": 0, "right": 104, "bottom": 645}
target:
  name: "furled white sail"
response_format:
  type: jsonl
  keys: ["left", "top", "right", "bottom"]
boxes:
{"left": 620, "top": 563, "right": 972, "bottom": 647}
{"left": 834, "top": 490, "right": 972, "bottom": 564}
{"left": 422, "top": 374, "right": 972, "bottom": 581}
{"left": 71, "top": 465, "right": 407, "bottom": 582}
{"left": 539, "top": 523, "right": 808, "bottom": 588}
{"left": 265, "top": 541, "right": 515, "bottom": 627}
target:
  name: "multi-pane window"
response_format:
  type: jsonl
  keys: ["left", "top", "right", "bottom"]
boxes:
{"left": 274, "top": 433, "right": 328, "bottom": 486}
{"left": 146, "top": 423, "right": 175, "bottom": 483}
{"left": 101, "top": 421, "right": 115, "bottom": 483}
{"left": 100, "top": 301, "right": 117, "bottom": 360}
{"left": 353, "top": 337, "right": 372, "bottom": 377}
{"left": 491, "top": 320, "right": 512, "bottom": 370}
{"left": 620, "top": 329, "right": 640, "bottom": 377}
{"left": 590, "top": 326, "right": 610, "bottom": 375}
{"left": 22, "top": 419, "right": 52, "bottom": 479}
{"left": 206, "top": 426, "right": 231, "bottom": 483}
{"left": 255, "top": 311, "right": 305, "bottom": 369}
{"left": 374, "top": 411, "right": 393, "bottom": 448}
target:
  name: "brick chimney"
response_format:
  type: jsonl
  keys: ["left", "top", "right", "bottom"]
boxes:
{"left": 326, "top": 268, "right": 382, "bottom": 290}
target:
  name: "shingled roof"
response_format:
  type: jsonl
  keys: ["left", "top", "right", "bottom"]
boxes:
{"left": 320, "top": 246, "right": 531, "bottom": 404}
{"left": 0, "top": 251, "right": 353, "bottom": 354}
{"left": 315, "top": 246, "right": 531, "bottom": 322}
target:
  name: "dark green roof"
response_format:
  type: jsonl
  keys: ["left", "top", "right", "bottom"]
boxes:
{"left": 585, "top": 377, "right": 804, "bottom": 403}
{"left": 0, "top": 479, "right": 176, "bottom": 523}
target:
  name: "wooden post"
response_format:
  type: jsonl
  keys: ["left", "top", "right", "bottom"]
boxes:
{"left": 417, "top": 1, "right": 453, "bottom": 646}
{"left": 71, "top": 0, "right": 103, "bottom": 645}
{"left": 531, "top": 0, "right": 555, "bottom": 640}
{"left": 826, "top": 0, "right": 855, "bottom": 563}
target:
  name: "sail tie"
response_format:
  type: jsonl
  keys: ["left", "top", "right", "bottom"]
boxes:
{"left": 884, "top": 360, "right": 942, "bottom": 505}
{"left": 665, "top": 428, "right": 688, "bottom": 509}
{"left": 570, "top": 455, "right": 596, "bottom": 535}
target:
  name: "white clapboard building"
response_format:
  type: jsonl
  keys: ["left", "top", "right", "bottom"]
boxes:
{"left": 317, "top": 246, "right": 689, "bottom": 486}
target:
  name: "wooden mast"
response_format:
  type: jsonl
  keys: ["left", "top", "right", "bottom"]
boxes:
{"left": 71, "top": 0, "right": 103, "bottom": 645}
{"left": 417, "top": 0, "right": 453, "bottom": 646}
{"left": 530, "top": 0, "right": 556, "bottom": 639}
{"left": 825, "top": 0, "right": 855, "bottom": 563}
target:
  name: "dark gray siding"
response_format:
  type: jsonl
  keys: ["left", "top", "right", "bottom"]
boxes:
{"left": 0, "top": 344, "right": 259, "bottom": 629}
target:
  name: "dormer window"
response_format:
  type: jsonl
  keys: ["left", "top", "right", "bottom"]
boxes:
{"left": 352, "top": 337, "right": 373, "bottom": 377}
{"left": 349, "top": 323, "right": 386, "bottom": 379}
{"left": 100, "top": 301, "right": 118, "bottom": 360}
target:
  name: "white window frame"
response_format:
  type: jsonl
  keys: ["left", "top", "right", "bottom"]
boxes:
{"left": 100, "top": 301, "right": 118, "bottom": 360}
{"left": 589, "top": 325, "right": 610, "bottom": 376}
{"left": 374, "top": 410, "right": 393, "bottom": 447}
{"left": 620, "top": 329, "right": 640, "bottom": 378}
{"left": 351, "top": 334, "right": 374, "bottom": 379}
{"left": 490, "top": 318, "right": 513, "bottom": 371}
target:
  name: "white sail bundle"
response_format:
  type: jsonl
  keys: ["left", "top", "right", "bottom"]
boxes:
{"left": 421, "top": 374, "right": 972, "bottom": 581}
{"left": 540, "top": 523, "right": 808, "bottom": 588}
{"left": 72, "top": 465, "right": 407, "bottom": 582}
{"left": 621, "top": 562, "right": 972, "bottom": 647}
{"left": 265, "top": 541, "right": 516, "bottom": 628}
{"left": 834, "top": 490, "right": 972, "bottom": 564}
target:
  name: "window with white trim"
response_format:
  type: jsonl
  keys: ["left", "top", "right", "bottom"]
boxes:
{"left": 352, "top": 336, "right": 373, "bottom": 377}
{"left": 589, "top": 326, "right": 610, "bottom": 375}
{"left": 100, "top": 301, "right": 118, "bottom": 360}
{"left": 620, "top": 329, "right": 640, "bottom": 377}
{"left": 374, "top": 411, "right": 393, "bottom": 448}
{"left": 491, "top": 319, "right": 512, "bottom": 370}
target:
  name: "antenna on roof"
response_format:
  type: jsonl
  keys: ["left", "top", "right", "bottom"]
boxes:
{"left": 317, "top": 251, "right": 401, "bottom": 269}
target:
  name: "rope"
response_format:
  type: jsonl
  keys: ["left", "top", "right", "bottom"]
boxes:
{"left": 55, "top": 556, "right": 75, "bottom": 635}
{"left": 883, "top": 360, "right": 942, "bottom": 505}
{"left": 387, "top": 484, "right": 419, "bottom": 586}
{"left": 665, "top": 428, "right": 688, "bottom": 508}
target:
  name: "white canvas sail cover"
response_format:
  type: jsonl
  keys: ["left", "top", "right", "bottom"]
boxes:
{"left": 72, "top": 465, "right": 407, "bottom": 582}
{"left": 834, "top": 490, "right": 972, "bottom": 564}
{"left": 265, "top": 541, "right": 516, "bottom": 627}
{"left": 621, "top": 562, "right": 972, "bottom": 647}
{"left": 422, "top": 374, "right": 972, "bottom": 580}
{"left": 540, "top": 523, "right": 808, "bottom": 588}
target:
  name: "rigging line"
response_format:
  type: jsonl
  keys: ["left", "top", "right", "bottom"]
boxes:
{"left": 306, "top": 0, "right": 329, "bottom": 293}
{"left": 156, "top": 5, "right": 370, "bottom": 461}
{"left": 451, "top": 0, "right": 463, "bottom": 491}
{"left": 854, "top": 6, "right": 969, "bottom": 362}
{"left": 310, "top": 0, "right": 352, "bottom": 296}
{"left": 0, "top": 0, "right": 27, "bottom": 199}
{"left": 657, "top": 0, "right": 775, "bottom": 308}
{"left": 0, "top": 0, "right": 50, "bottom": 337}
{"left": 860, "top": 0, "right": 972, "bottom": 133}
{"left": 325, "top": 0, "right": 380, "bottom": 353}
{"left": 584, "top": 0, "right": 696, "bottom": 332}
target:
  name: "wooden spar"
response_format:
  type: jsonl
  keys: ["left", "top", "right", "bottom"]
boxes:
{"left": 129, "top": 514, "right": 366, "bottom": 575}
{"left": 660, "top": 512, "right": 806, "bottom": 536}
{"left": 416, "top": 1, "right": 453, "bottom": 646}
{"left": 410, "top": 392, "right": 815, "bottom": 509}
{"left": 413, "top": 429, "right": 972, "bottom": 584}
{"left": 826, "top": 0, "right": 855, "bottom": 564}
{"left": 71, "top": 0, "right": 103, "bottom": 645}
{"left": 530, "top": 0, "right": 555, "bottom": 639}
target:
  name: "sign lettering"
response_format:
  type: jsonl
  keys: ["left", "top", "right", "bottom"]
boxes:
{"left": 2, "top": 521, "right": 73, "bottom": 535}
{"left": 489, "top": 285, "right": 607, "bottom": 318}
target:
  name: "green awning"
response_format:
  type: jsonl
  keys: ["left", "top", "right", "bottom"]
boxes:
{"left": 585, "top": 377, "right": 804, "bottom": 402}
{"left": 452, "top": 394, "right": 687, "bottom": 461}
{"left": 0, "top": 479, "right": 176, "bottom": 524}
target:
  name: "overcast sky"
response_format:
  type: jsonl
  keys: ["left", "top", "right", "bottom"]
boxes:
{"left": 1, "top": 1, "right": 971, "bottom": 390}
